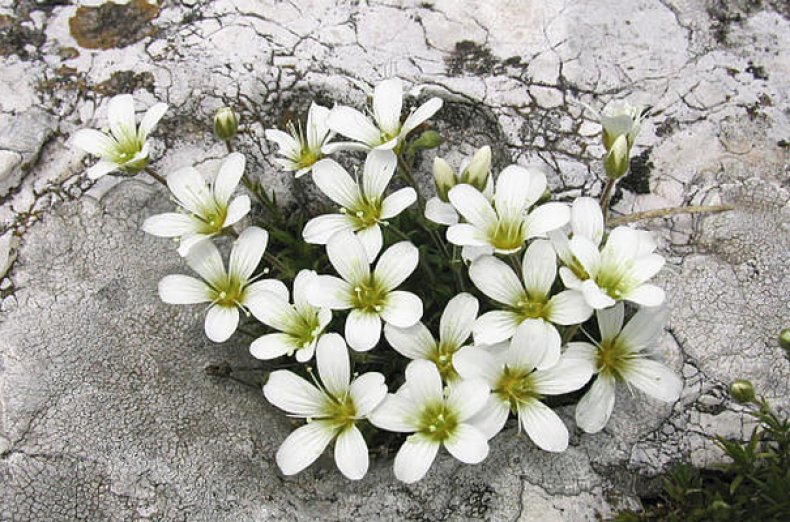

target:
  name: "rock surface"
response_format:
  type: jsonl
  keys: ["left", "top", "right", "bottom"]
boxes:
{"left": 1, "top": 0, "right": 789, "bottom": 520}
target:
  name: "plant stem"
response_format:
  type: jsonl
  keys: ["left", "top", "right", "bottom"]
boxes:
{"left": 385, "top": 223, "right": 412, "bottom": 242}
{"left": 607, "top": 204, "right": 735, "bottom": 226}
{"left": 600, "top": 178, "right": 616, "bottom": 221}
{"left": 225, "top": 140, "right": 234, "bottom": 153}
{"left": 562, "top": 324, "right": 580, "bottom": 344}
{"left": 264, "top": 252, "right": 294, "bottom": 278}
{"left": 144, "top": 166, "right": 168, "bottom": 187}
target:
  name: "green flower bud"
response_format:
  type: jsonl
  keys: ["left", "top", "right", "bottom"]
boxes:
{"left": 603, "top": 134, "right": 629, "bottom": 180}
{"left": 730, "top": 379, "right": 756, "bottom": 404}
{"left": 460, "top": 145, "right": 491, "bottom": 192}
{"left": 410, "top": 130, "right": 443, "bottom": 150}
{"left": 214, "top": 107, "right": 238, "bottom": 141}
{"left": 433, "top": 157, "right": 456, "bottom": 202}
{"left": 779, "top": 328, "right": 790, "bottom": 352}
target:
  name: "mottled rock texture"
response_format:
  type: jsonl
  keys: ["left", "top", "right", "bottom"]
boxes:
{"left": 1, "top": 0, "right": 788, "bottom": 520}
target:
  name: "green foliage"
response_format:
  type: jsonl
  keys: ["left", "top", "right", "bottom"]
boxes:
{"left": 614, "top": 396, "right": 790, "bottom": 522}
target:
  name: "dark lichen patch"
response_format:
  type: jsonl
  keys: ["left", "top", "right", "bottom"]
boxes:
{"left": 707, "top": 0, "right": 790, "bottom": 45}
{"left": 0, "top": 14, "right": 46, "bottom": 59}
{"left": 69, "top": 0, "right": 159, "bottom": 50}
{"left": 446, "top": 40, "right": 498, "bottom": 76}
{"left": 622, "top": 149, "right": 653, "bottom": 195}
{"left": 95, "top": 71, "right": 156, "bottom": 96}
{"left": 655, "top": 117, "right": 679, "bottom": 138}
{"left": 745, "top": 61, "right": 769, "bottom": 80}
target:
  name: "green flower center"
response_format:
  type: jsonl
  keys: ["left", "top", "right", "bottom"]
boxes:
{"left": 344, "top": 197, "right": 382, "bottom": 229}
{"left": 417, "top": 402, "right": 458, "bottom": 443}
{"left": 292, "top": 310, "right": 323, "bottom": 350}
{"left": 350, "top": 277, "right": 388, "bottom": 314}
{"left": 489, "top": 218, "right": 525, "bottom": 251}
{"left": 428, "top": 341, "right": 459, "bottom": 382}
{"left": 324, "top": 393, "right": 357, "bottom": 431}
{"left": 594, "top": 265, "right": 634, "bottom": 300}
{"left": 210, "top": 276, "right": 246, "bottom": 307}
{"left": 595, "top": 337, "right": 633, "bottom": 380}
{"left": 495, "top": 366, "right": 542, "bottom": 411}
{"left": 297, "top": 147, "right": 321, "bottom": 170}
{"left": 513, "top": 294, "right": 550, "bottom": 321}
{"left": 110, "top": 134, "right": 147, "bottom": 172}
{"left": 194, "top": 202, "right": 228, "bottom": 234}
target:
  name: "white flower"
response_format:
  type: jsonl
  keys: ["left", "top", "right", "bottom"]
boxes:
{"left": 569, "top": 303, "right": 683, "bottom": 433}
{"left": 71, "top": 94, "right": 168, "bottom": 179}
{"left": 454, "top": 321, "right": 593, "bottom": 450}
{"left": 561, "top": 226, "right": 666, "bottom": 309}
{"left": 142, "top": 153, "right": 251, "bottom": 256}
{"left": 265, "top": 102, "right": 332, "bottom": 177}
{"left": 157, "top": 226, "right": 285, "bottom": 343}
{"left": 323, "top": 78, "right": 443, "bottom": 154}
{"left": 384, "top": 292, "right": 479, "bottom": 382}
{"left": 446, "top": 164, "right": 569, "bottom": 256}
{"left": 263, "top": 333, "right": 387, "bottom": 480}
{"left": 308, "top": 231, "right": 422, "bottom": 352}
{"left": 470, "top": 240, "right": 592, "bottom": 360}
{"left": 425, "top": 146, "right": 493, "bottom": 227}
{"left": 368, "top": 360, "right": 490, "bottom": 483}
{"left": 302, "top": 151, "right": 416, "bottom": 261}
{"left": 249, "top": 269, "right": 332, "bottom": 363}
{"left": 595, "top": 102, "right": 645, "bottom": 152}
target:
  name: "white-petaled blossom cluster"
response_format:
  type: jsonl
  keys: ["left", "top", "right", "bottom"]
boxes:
{"left": 71, "top": 82, "right": 682, "bottom": 484}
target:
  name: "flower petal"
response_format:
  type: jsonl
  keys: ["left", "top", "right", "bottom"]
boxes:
{"left": 356, "top": 224, "right": 383, "bottom": 263}
{"left": 444, "top": 423, "right": 489, "bottom": 464}
{"left": 263, "top": 370, "right": 326, "bottom": 416}
{"left": 493, "top": 165, "right": 542, "bottom": 222}
{"left": 167, "top": 166, "right": 212, "bottom": 216}
{"left": 204, "top": 305, "right": 239, "bottom": 342}
{"left": 619, "top": 305, "right": 668, "bottom": 351}
{"left": 372, "top": 78, "right": 403, "bottom": 135}
{"left": 374, "top": 241, "right": 418, "bottom": 291}
{"left": 384, "top": 322, "right": 436, "bottom": 360}
{"left": 345, "top": 309, "right": 382, "bottom": 351}
{"left": 327, "top": 106, "right": 381, "bottom": 146}
{"left": 107, "top": 93, "right": 136, "bottom": 142}
{"left": 349, "top": 372, "right": 388, "bottom": 417}
{"left": 250, "top": 333, "right": 298, "bottom": 360}
{"left": 400, "top": 97, "right": 443, "bottom": 137}
{"left": 307, "top": 275, "right": 353, "bottom": 309}
{"left": 532, "top": 352, "right": 595, "bottom": 395}
{"left": 521, "top": 239, "right": 556, "bottom": 298}
{"left": 446, "top": 223, "right": 490, "bottom": 248}
{"left": 472, "top": 310, "right": 520, "bottom": 345}
{"left": 380, "top": 187, "right": 417, "bottom": 219}
{"left": 306, "top": 102, "right": 331, "bottom": 149}
{"left": 446, "top": 378, "right": 489, "bottom": 421}
{"left": 312, "top": 158, "right": 362, "bottom": 209}
{"left": 469, "top": 255, "right": 523, "bottom": 307}
{"left": 509, "top": 319, "right": 561, "bottom": 372}
{"left": 321, "top": 141, "right": 371, "bottom": 154}
{"left": 362, "top": 149, "right": 397, "bottom": 200}
{"left": 223, "top": 195, "right": 251, "bottom": 227}
{"left": 569, "top": 236, "right": 601, "bottom": 277}
{"left": 247, "top": 294, "right": 298, "bottom": 332}
{"left": 404, "top": 359, "right": 443, "bottom": 405}
{"left": 316, "top": 333, "right": 351, "bottom": 397}
{"left": 143, "top": 212, "right": 197, "bottom": 237}
{"left": 518, "top": 400, "right": 568, "bottom": 452}
{"left": 303, "top": 214, "right": 355, "bottom": 245}
{"left": 229, "top": 226, "right": 268, "bottom": 282}
{"left": 439, "top": 292, "right": 478, "bottom": 349}
{"left": 571, "top": 197, "right": 604, "bottom": 246}
{"left": 524, "top": 202, "right": 570, "bottom": 239}
{"left": 213, "top": 152, "right": 245, "bottom": 204}
{"left": 380, "top": 290, "right": 423, "bottom": 328}
{"left": 327, "top": 231, "right": 370, "bottom": 285}
{"left": 292, "top": 269, "right": 318, "bottom": 312}
{"left": 596, "top": 302, "right": 624, "bottom": 341}
{"left": 265, "top": 129, "right": 300, "bottom": 157}
{"left": 71, "top": 129, "right": 116, "bottom": 156}
{"left": 275, "top": 421, "right": 335, "bottom": 476}
{"left": 575, "top": 374, "right": 616, "bottom": 433}
{"left": 177, "top": 233, "right": 213, "bottom": 257}
{"left": 368, "top": 393, "right": 418, "bottom": 432}
{"left": 547, "top": 290, "right": 593, "bottom": 325}
{"left": 394, "top": 434, "right": 440, "bottom": 483}
{"left": 138, "top": 102, "right": 168, "bottom": 141}
{"left": 334, "top": 425, "right": 369, "bottom": 480}
{"left": 624, "top": 358, "right": 683, "bottom": 402}
{"left": 158, "top": 274, "right": 211, "bottom": 304}
{"left": 580, "top": 280, "right": 616, "bottom": 309}
{"left": 623, "top": 284, "right": 666, "bottom": 307}
{"left": 467, "top": 396, "right": 509, "bottom": 440}
{"left": 447, "top": 184, "right": 497, "bottom": 230}
{"left": 184, "top": 238, "right": 226, "bottom": 284}
{"left": 453, "top": 346, "right": 501, "bottom": 386}
{"left": 425, "top": 197, "right": 459, "bottom": 225}
{"left": 86, "top": 160, "right": 118, "bottom": 179}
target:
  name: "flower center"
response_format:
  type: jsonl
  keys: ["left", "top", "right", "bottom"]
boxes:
{"left": 211, "top": 276, "right": 245, "bottom": 307}
{"left": 513, "top": 294, "right": 550, "bottom": 321}
{"left": 417, "top": 402, "right": 459, "bottom": 443}
{"left": 350, "top": 277, "right": 388, "bottom": 314}
{"left": 595, "top": 337, "right": 633, "bottom": 380}
{"left": 594, "top": 266, "right": 633, "bottom": 300}
{"left": 293, "top": 310, "right": 323, "bottom": 350}
{"left": 489, "top": 218, "right": 525, "bottom": 251}
{"left": 495, "top": 366, "right": 541, "bottom": 411}
{"left": 297, "top": 148, "right": 321, "bottom": 170}
{"left": 324, "top": 393, "right": 357, "bottom": 430}
{"left": 194, "top": 201, "right": 228, "bottom": 234}
{"left": 428, "top": 341, "right": 459, "bottom": 382}
{"left": 344, "top": 197, "right": 382, "bottom": 229}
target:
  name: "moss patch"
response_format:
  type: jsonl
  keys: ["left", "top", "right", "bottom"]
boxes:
{"left": 69, "top": 0, "right": 159, "bottom": 50}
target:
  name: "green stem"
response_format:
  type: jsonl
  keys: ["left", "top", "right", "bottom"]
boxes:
{"left": 143, "top": 166, "right": 168, "bottom": 187}
{"left": 600, "top": 177, "right": 617, "bottom": 222}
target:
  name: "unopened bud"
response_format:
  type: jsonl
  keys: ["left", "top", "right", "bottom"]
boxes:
{"left": 411, "top": 129, "right": 443, "bottom": 150}
{"left": 461, "top": 145, "right": 491, "bottom": 191}
{"left": 214, "top": 107, "right": 238, "bottom": 141}
{"left": 603, "top": 134, "right": 629, "bottom": 180}
{"left": 779, "top": 328, "right": 790, "bottom": 352}
{"left": 730, "top": 379, "right": 756, "bottom": 404}
{"left": 433, "top": 157, "right": 456, "bottom": 202}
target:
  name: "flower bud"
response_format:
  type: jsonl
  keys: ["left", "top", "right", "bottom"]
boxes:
{"left": 603, "top": 134, "right": 629, "bottom": 180}
{"left": 433, "top": 157, "right": 456, "bottom": 202}
{"left": 730, "top": 379, "right": 756, "bottom": 404}
{"left": 779, "top": 328, "right": 790, "bottom": 352}
{"left": 214, "top": 107, "right": 238, "bottom": 141}
{"left": 460, "top": 145, "right": 491, "bottom": 192}
{"left": 411, "top": 130, "right": 443, "bottom": 150}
